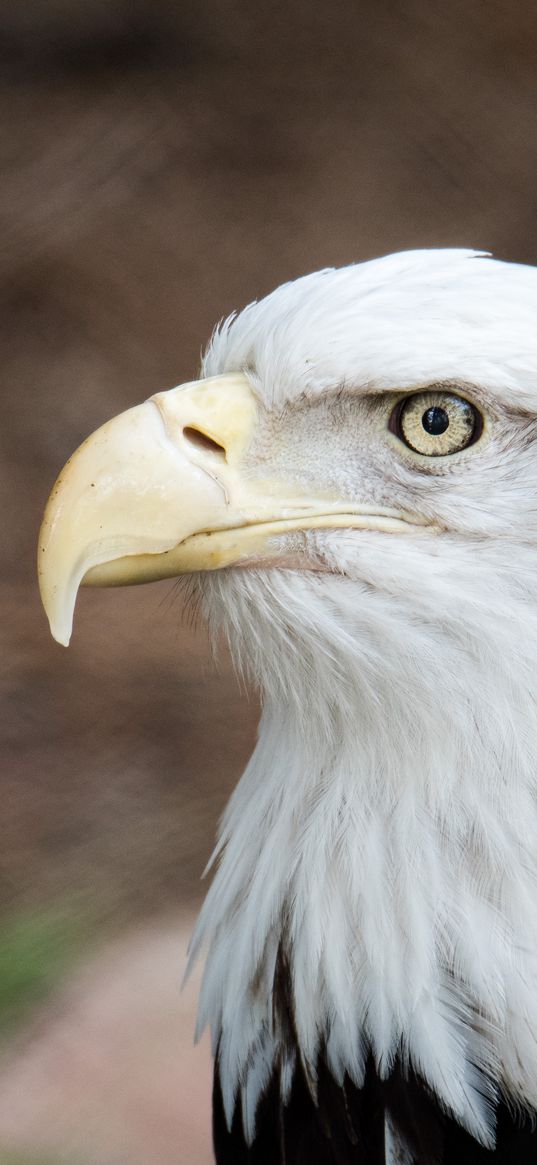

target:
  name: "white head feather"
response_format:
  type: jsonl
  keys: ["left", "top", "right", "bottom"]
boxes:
{"left": 187, "top": 249, "right": 537, "bottom": 1146}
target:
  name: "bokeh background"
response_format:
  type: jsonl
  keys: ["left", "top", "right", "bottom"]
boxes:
{"left": 2, "top": 2, "right": 537, "bottom": 1162}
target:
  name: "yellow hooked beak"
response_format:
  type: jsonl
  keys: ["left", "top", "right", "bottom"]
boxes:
{"left": 38, "top": 373, "right": 411, "bottom": 646}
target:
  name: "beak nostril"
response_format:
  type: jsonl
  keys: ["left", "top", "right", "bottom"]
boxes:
{"left": 183, "top": 426, "right": 227, "bottom": 460}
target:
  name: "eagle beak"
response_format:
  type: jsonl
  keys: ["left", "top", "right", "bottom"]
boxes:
{"left": 38, "top": 374, "right": 254, "bottom": 644}
{"left": 39, "top": 372, "right": 410, "bottom": 646}
{"left": 37, "top": 374, "right": 306, "bottom": 645}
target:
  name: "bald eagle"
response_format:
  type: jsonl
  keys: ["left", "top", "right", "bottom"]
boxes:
{"left": 39, "top": 249, "right": 537, "bottom": 1163}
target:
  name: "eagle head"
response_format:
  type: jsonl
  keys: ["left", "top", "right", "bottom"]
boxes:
{"left": 38, "top": 249, "right": 537, "bottom": 1159}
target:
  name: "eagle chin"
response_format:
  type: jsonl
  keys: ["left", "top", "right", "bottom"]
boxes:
{"left": 39, "top": 249, "right": 537, "bottom": 1163}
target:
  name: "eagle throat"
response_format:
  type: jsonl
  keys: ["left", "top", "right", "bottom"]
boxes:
{"left": 187, "top": 551, "right": 537, "bottom": 1157}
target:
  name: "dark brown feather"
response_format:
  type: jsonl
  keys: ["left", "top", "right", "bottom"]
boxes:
{"left": 212, "top": 953, "right": 537, "bottom": 1163}
{"left": 213, "top": 1048, "right": 537, "bottom": 1163}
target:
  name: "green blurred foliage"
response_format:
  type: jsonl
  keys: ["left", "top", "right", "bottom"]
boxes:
{"left": 0, "top": 907, "right": 86, "bottom": 1037}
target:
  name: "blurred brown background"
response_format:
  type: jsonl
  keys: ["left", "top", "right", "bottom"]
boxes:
{"left": 2, "top": 2, "right": 537, "bottom": 1162}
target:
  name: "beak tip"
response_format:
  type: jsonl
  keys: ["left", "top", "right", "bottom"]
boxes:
{"left": 55, "top": 629, "right": 72, "bottom": 648}
{"left": 46, "top": 613, "right": 73, "bottom": 648}
{"left": 39, "top": 580, "right": 75, "bottom": 647}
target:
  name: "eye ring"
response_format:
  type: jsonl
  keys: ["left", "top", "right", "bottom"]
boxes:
{"left": 389, "top": 389, "right": 483, "bottom": 457}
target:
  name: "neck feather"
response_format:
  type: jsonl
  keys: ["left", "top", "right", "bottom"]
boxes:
{"left": 188, "top": 559, "right": 537, "bottom": 1143}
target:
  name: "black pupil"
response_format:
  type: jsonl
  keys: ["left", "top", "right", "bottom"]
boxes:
{"left": 422, "top": 406, "right": 449, "bottom": 435}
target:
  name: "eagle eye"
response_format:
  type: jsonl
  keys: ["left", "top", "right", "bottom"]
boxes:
{"left": 391, "top": 390, "right": 481, "bottom": 457}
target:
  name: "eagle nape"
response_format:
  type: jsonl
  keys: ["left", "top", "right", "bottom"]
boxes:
{"left": 38, "top": 249, "right": 537, "bottom": 1163}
